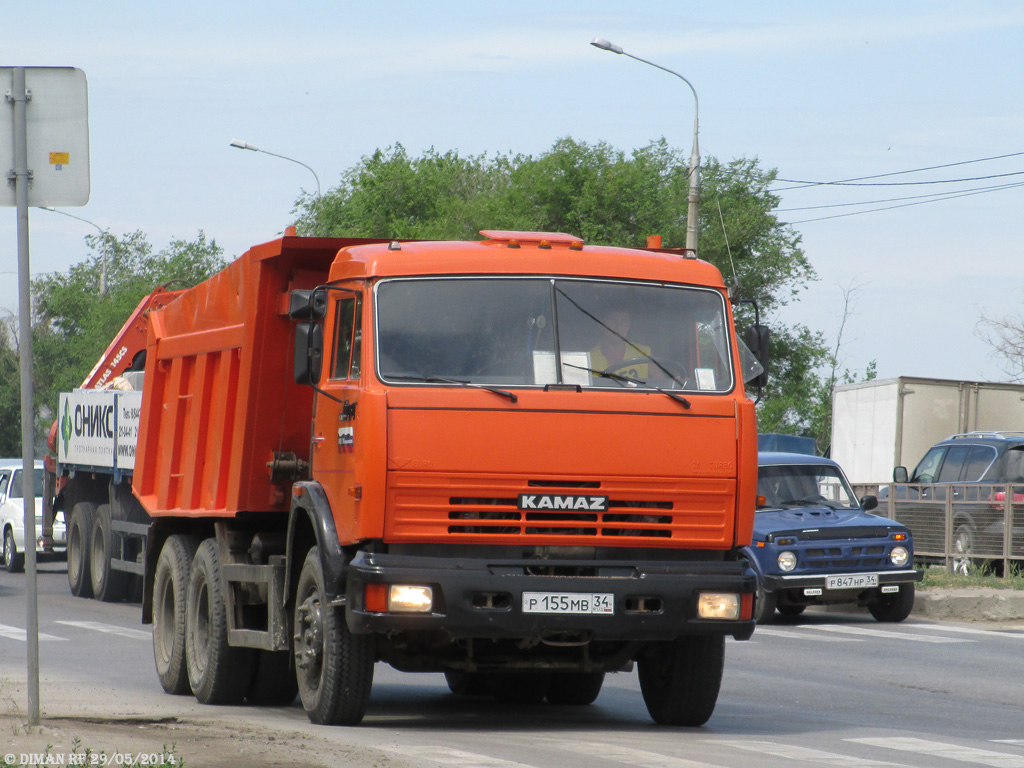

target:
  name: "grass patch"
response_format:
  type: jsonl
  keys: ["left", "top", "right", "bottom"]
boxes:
{"left": 919, "top": 566, "right": 1024, "bottom": 590}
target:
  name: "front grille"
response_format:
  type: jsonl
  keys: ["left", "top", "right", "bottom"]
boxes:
{"left": 387, "top": 473, "right": 735, "bottom": 546}
{"left": 801, "top": 543, "right": 889, "bottom": 570}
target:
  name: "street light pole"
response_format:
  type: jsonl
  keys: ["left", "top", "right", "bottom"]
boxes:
{"left": 590, "top": 38, "right": 700, "bottom": 256}
{"left": 229, "top": 139, "right": 321, "bottom": 198}
{"left": 38, "top": 206, "right": 109, "bottom": 294}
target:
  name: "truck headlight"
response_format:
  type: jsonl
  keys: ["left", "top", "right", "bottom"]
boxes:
{"left": 697, "top": 592, "right": 741, "bottom": 620}
{"left": 778, "top": 551, "right": 797, "bottom": 572}
{"left": 388, "top": 585, "right": 434, "bottom": 613}
{"left": 889, "top": 546, "right": 910, "bottom": 567}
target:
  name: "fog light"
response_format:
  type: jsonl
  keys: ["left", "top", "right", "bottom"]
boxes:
{"left": 698, "top": 592, "right": 741, "bottom": 620}
{"left": 889, "top": 546, "right": 910, "bottom": 567}
{"left": 389, "top": 585, "right": 433, "bottom": 613}
{"left": 778, "top": 551, "right": 797, "bottom": 572}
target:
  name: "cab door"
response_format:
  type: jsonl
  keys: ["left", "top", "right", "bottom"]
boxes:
{"left": 310, "top": 289, "right": 364, "bottom": 542}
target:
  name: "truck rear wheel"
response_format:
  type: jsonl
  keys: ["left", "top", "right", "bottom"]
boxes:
{"left": 487, "top": 672, "right": 552, "bottom": 704}
{"left": 638, "top": 635, "right": 725, "bottom": 726}
{"left": 247, "top": 650, "right": 299, "bottom": 706}
{"left": 546, "top": 671, "right": 605, "bottom": 705}
{"left": 153, "top": 534, "right": 200, "bottom": 695}
{"left": 294, "top": 546, "right": 373, "bottom": 725}
{"left": 185, "top": 538, "right": 255, "bottom": 704}
{"left": 67, "top": 501, "right": 96, "bottom": 597}
{"left": 90, "top": 503, "right": 131, "bottom": 602}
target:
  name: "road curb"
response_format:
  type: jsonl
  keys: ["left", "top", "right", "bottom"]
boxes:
{"left": 913, "top": 588, "right": 1024, "bottom": 621}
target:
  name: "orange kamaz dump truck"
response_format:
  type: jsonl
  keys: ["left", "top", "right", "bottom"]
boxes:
{"left": 50, "top": 230, "right": 768, "bottom": 727}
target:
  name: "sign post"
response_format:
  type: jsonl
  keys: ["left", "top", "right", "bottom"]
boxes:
{"left": 2, "top": 65, "right": 89, "bottom": 726}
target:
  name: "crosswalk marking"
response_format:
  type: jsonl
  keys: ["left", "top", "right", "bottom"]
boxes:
{"left": 906, "top": 623, "right": 1024, "bottom": 640}
{"left": 0, "top": 623, "right": 66, "bottom": 642}
{"left": 709, "top": 739, "right": 906, "bottom": 766}
{"left": 379, "top": 746, "right": 536, "bottom": 768}
{"left": 805, "top": 624, "right": 970, "bottom": 643}
{"left": 377, "top": 736, "right": 1024, "bottom": 768}
{"left": 754, "top": 627, "right": 861, "bottom": 642}
{"left": 55, "top": 620, "right": 151, "bottom": 639}
{"left": 540, "top": 739, "right": 719, "bottom": 768}
{"left": 848, "top": 737, "right": 1024, "bottom": 767}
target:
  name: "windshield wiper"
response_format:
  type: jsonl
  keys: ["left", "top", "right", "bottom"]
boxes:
{"left": 387, "top": 373, "right": 518, "bottom": 403}
{"left": 561, "top": 363, "right": 691, "bottom": 410}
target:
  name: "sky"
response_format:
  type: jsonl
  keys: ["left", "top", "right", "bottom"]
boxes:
{"left": 3, "top": 1, "right": 1023, "bottom": 385}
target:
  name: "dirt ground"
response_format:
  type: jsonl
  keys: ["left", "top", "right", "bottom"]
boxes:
{"left": 0, "top": 679, "right": 401, "bottom": 768}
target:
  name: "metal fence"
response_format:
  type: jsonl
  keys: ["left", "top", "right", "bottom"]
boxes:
{"left": 853, "top": 483, "right": 1024, "bottom": 576}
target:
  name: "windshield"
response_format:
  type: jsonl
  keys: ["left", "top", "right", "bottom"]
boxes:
{"left": 8, "top": 469, "right": 44, "bottom": 499}
{"left": 757, "top": 464, "right": 859, "bottom": 511}
{"left": 375, "top": 277, "right": 734, "bottom": 393}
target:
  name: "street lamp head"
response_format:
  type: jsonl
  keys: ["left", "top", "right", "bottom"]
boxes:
{"left": 230, "top": 139, "right": 258, "bottom": 151}
{"left": 590, "top": 37, "right": 623, "bottom": 54}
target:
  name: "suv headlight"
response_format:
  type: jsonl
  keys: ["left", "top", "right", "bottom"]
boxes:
{"left": 778, "top": 551, "right": 797, "bottom": 572}
{"left": 890, "top": 546, "right": 910, "bottom": 567}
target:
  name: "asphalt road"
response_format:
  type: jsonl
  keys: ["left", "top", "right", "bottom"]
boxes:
{"left": 2, "top": 565, "right": 1024, "bottom": 768}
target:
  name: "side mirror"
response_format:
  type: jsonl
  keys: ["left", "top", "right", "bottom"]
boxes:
{"left": 744, "top": 324, "right": 770, "bottom": 388}
{"left": 860, "top": 495, "right": 878, "bottom": 511}
{"left": 294, "top": 322, "right": 324, "bottom": 385}
{"left": 893, "top": 466, "right": 908, "bottom": 483}
{"left": 289, "top": 288, "right": 328, "bottom": 320}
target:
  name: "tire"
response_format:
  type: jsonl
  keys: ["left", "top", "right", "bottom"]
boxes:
{"left": 67, "top": 501, "right": 96, "bottom": 597}
{"left": 638, "top": 635, "right": 725, "bottom": 726}
{"left": 152, "top": 534, "right": 200, "bottom": 695}
{"left": 487, "top": 672, "right": 552, "bottom": 704}
{"left": 294, "top": 546, "right": 374, "bottom": 725}
{"left": 444, "top": 670, "right": 488, "bottom": 696}
{"left": 247, "top": 650, "right": 299, "bottom": 706}
{"left": 952, "top": 524, "right": 977, "bottom": 576}
{"left": 545, "top": 671, "right": 605, "bottom": 706}
{"left": 753, "top": 581, "right": 776, "bottom": 625}
{"left": 90, "top": 503, "right": 131, "bottom": 602}
{"left": 868, "top": 584, "right": 915, "bottom": 623}
{"left": 777, "top": 604, "right": 806, "bottom": 618}
{"left": 3, "top": 528, "right": 24, "bottom": 574}
{"left": 185, "top": 538, "right": 256, "bottom": 704}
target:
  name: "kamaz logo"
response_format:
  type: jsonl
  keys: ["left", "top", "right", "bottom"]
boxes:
{"left": 517, "top": 494, "right": 609, "bottom": 512}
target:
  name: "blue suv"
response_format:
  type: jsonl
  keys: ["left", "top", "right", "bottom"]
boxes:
{"left": 745, "top": 452, "right": 922, "bottom": 623}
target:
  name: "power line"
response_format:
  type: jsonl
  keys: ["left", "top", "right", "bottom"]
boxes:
{"left": 777, "top": 169, "right": 1024, "bottom": 188}
{"left": 782, "top": 181, "right": 1024, "bottom": 224}
{"left": 776, "top": 180, "right": 1024, "bottom": 212}
{"left": 773, "top": 150, "right": 1024, "bottom": 190}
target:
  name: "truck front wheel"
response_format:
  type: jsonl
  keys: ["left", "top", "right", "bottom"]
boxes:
{"left": 67, "top": 501, "right": 96, "bottom": 597}
{"left": 90, "top": 504, "right": 131, "bottom": 602}
{"left": 638, "top": 635, "right": 725, "bottom": 726}
{"left": 294, "top": 546, "right": 373, "bottom": 725}
{"left": 185, "top": 538, "right": 255, "bottom": 704}
{"left": 153, "top": 534, "right": 200, "bottom": 694}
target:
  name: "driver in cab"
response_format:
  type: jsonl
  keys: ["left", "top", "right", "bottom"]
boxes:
{"left": 589, "top": 307, "right": 650, "bottom": 385}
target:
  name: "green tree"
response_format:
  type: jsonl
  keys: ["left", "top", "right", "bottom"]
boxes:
{"left": 0, "top": 317, "right": 22, "bottom": 456}
{"left": 295, "top": 138, "right": 832, "bottom": 435}
{"left": 31, "top": 230, "right": 226, "bottom": 418}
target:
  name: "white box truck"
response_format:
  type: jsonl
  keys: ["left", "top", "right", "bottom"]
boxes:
{"left": 831, "top": 377, "right": 1024, "bottom": 484}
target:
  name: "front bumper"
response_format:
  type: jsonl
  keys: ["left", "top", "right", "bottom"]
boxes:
{"left": 763, "top": 568, "right": 923, "bottom": 591}
{"left": 345, "top": 551, "right": 757, "bottom": 641}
